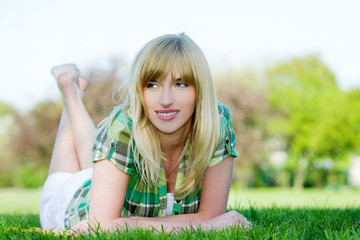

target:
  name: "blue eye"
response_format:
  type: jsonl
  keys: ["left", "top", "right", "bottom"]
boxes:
{"left": 146, "top": 82, "right": 158, "bottom": 88}
{"left": 176, "top": 82, "right": 188, "bottom": 87}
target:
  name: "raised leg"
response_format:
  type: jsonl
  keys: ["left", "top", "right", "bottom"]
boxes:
{"left": 48, "top": 64, "right": 95, "bottom": 175}
{"left": 48, "top": 108, "right": 81, "bottom": 174}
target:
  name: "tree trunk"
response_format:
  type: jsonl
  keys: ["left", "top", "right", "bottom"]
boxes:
{"left": 293, "top": 158, "right": 308, "bottom": 190}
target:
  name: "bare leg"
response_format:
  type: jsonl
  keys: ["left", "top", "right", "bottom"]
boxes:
{"left": 48, "top": 107, "right": 80, "bottom": 174}
{"left": 48, "top": 64, "right": 95, "bottom": 175}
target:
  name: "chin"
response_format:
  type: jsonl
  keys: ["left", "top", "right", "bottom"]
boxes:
{"left": 157, "top": 128, "right": 179, "bottom": 135}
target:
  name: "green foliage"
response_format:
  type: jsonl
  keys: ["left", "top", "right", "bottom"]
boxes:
{"left": 0, "top": 103, "right": 20, "bottom": 187}
{"left": 13, "top": 164, "right": 48, "bottom": 188}
{"left": 266, "top": 55, "right": 360, "bottom": 188}
{"left": 249, "top": 164, "right": 277, "bottom": 187}
{"left": 13, "top": 101, "right": 63, "bottom": 167}
{"left": 0, "top": 102, "right": 17, "bottom": 115}
{"left": 267, "top": 55, "right": 339, "bottom": 157}
{"left": 2, "top": 207, "right": 360, "bottom": 239}
{"left": 0, "top": 172, "right": 13, "bottom": 188}
{"left": 267, "top": 55, "right": 337, "bottom": 90}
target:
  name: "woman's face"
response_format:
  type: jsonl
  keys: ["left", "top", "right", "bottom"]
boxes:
{"left": 142, "top": 65, "right": 196, "bottom": 137}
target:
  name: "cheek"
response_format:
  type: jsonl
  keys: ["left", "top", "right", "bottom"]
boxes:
{"left": 142, "top": 90, "right": 152, "bottom": 116}
{"left": 142, "top": 90, "right": 153, "bottom": 106}
{"left": 187, "top": 88, "right": 196, "bottom": 110}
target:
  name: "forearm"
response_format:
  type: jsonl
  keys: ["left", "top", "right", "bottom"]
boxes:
{"left": 74, "top": 210, "right": 251, "bottom": 235}
{"left": 108, "top": 210, "right": 252, "bottom": 233}
{"left": 110, "top": 214, "right": 210, "bottom": 233}
{"left": 127, "top": 212, "right": 210, "bottom": 222}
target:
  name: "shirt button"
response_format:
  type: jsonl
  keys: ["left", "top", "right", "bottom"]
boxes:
{"left": 176, "top": 200, "right": 181, "bottom": 204}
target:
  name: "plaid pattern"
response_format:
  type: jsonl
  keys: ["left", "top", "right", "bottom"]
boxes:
{"left": 64, "top": 179, "right": 91, "bottom": 228}
{"left": 64, "top": 102, "right": 237, "bottom": 228}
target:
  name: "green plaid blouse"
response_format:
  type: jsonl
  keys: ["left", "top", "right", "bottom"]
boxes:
{"left": 64, "top": 102, "right": 237, "bottom": 228}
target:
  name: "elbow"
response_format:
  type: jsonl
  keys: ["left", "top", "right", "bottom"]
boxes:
{"left": 196, "top": 209, "right": 226, "bottom": 221}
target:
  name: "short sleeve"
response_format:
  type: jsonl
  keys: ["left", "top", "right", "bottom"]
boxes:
{"left": 208, "top": 102, "right": 238, "bottom": 167}
{"left": 92, "top": 109, "right": 135, "bottom": 175}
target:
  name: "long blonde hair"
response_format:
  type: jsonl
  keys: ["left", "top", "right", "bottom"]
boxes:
{"left": 104, "top": 33, "right": 220, "bottom": 198}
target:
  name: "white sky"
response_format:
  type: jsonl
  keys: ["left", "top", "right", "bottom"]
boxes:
{"left": 1, "top": 0, "right": 360, "bottom": 112}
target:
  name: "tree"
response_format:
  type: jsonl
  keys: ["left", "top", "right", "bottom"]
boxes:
{"left": 216, "top": 70, "right": 269, "bottom": 186}
{"left": 0, "top": 102, "right": 20, "bottom": 187}
{"left": 266, "top": 55, "right": 360, "bottom": 188}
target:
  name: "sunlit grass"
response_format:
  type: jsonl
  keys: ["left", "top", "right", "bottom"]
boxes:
{"left": 1, "top": 187, "right": 360, "bottom": 239}
{"left": 0, "top": 188, "right": 42, "bottom": 214}
{"left": 2, "top": 208, "right": 360, "bottom": 239}
{"left": 228, "top": 187, "right": 360, "bottom": 209}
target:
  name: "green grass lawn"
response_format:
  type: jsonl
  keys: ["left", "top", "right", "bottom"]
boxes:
{"left": 0, "top": 188, "right": 42, "bottom": 214}
{"left": 1, "top": 188, "right": 360, "bottom": 239}
{"left": 2, "top": 207, "right": 360, "bottom": 239}
{"left": 228, "top": 187, "right": 360, "bottom": 209}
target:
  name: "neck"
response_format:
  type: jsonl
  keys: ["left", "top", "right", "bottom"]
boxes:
{"left": 159, "top": 122, "right": 191, "bottom": 161}
{"left": 160, "top": 133, "right": 188, "bottom": 154}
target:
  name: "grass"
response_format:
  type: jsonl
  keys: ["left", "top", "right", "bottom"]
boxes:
{"left": 0, "top": 188, "right": 42, "bottom": 214}
{"left": 1, "top": 208, "right": 360, "bottom": 239}
{"left": 1, "top": 188, "right": 360, "bottom": 239}
{"left": 228, "top": 187, "right": 360, "bottom": 209}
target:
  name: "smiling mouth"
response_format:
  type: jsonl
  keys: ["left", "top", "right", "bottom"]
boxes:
{"left": 157, "top": 112, "right": 177, "bottom": 117}
{"left": 156, "top": 110, "right": 179, "bottom": 120}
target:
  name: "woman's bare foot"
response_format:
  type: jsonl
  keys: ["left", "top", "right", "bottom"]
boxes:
{"left": 51, "top": 64, "right": 88, "bottom": 99}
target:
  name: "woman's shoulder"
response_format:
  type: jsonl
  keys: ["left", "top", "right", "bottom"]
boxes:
{"left": 109, "top": 106, "right": 133, "bottom": 130}
{"left": 98, "top": 106, "right": 133, "bottom": 140}
{"left": 217, "top": 101, "right": 231, "bottom": 121}
{"left": 93, "top": 106, "right": 135, "bottom": 172}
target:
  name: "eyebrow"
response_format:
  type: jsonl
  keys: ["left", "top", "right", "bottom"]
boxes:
{"left": 147, "top": 77, "right": 182, "bottom": 82}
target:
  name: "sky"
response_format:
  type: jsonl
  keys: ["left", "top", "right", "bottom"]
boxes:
{"left": 1, "top": 0, "right": 360, "bottom": 112}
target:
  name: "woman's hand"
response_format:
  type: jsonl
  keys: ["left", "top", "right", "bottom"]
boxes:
{"left": 205, "top": 210, "right": 252, "bottom": 230}
{"left": 68, "top": 220, "right": 90, "bottom": 236}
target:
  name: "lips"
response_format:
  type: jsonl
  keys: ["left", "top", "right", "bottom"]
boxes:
{"left": 156, "top": 109, "right": 179, "bottom": 120}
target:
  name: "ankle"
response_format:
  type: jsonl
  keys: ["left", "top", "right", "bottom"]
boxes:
{"left": 61, "top": 89, "right": 83, "bottom": 108}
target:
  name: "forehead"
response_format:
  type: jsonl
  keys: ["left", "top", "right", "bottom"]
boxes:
{"left": 142, "top": 57, "right": 192, "bottom": 82}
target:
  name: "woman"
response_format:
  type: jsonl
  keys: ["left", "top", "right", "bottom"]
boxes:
{"left": 39, "top": 33, "right": 251, "bottom": 234}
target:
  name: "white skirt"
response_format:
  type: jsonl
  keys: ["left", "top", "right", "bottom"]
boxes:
{"left": 39, "top": 168, "right": 93, "bottom": 231}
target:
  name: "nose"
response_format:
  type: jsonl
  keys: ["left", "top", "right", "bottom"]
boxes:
{"left": 159, "top": 86, "right": 173, "bottom": 107}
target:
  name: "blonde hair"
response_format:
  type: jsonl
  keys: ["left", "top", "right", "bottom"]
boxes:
{"left": 105, "top": 33, "right": 219, "bottom": 198}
